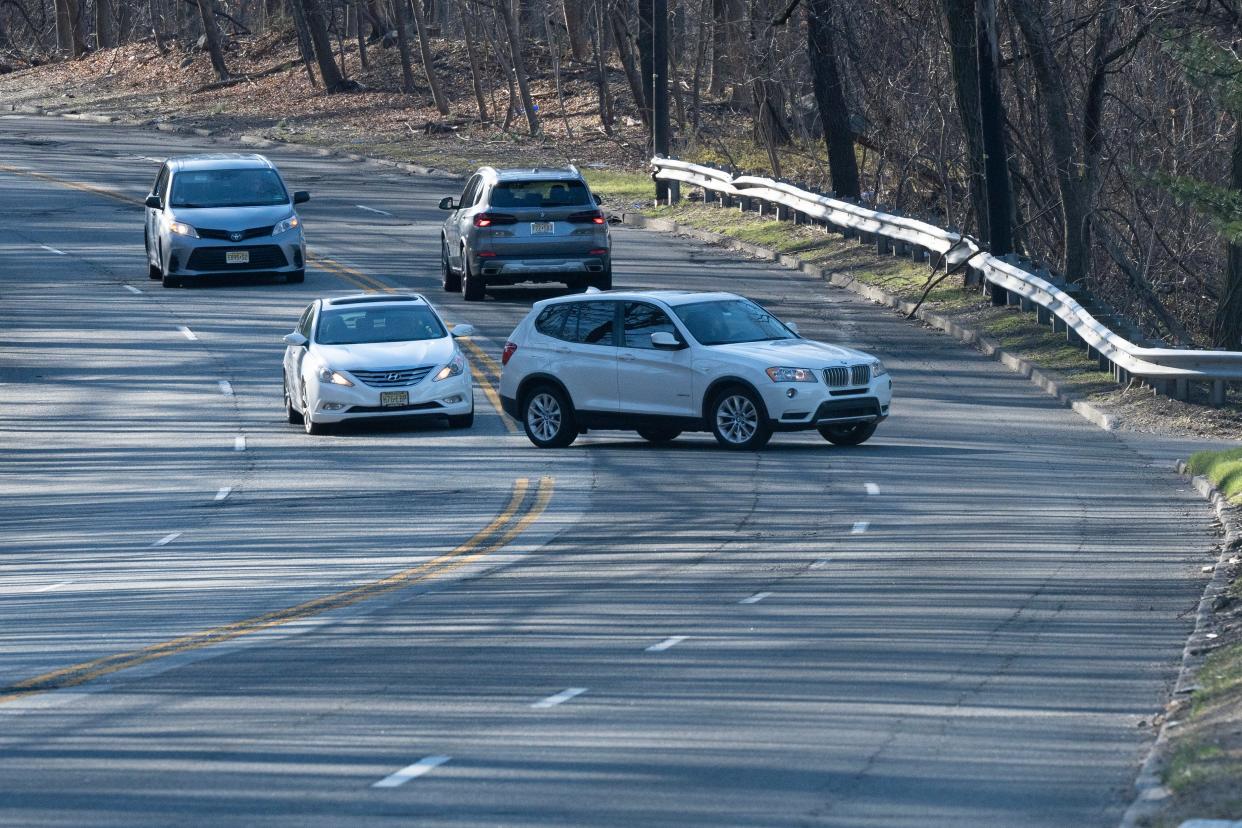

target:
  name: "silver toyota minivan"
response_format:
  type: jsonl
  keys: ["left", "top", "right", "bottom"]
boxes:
{"left": 438, "top": 166, "right": 611, "bottom": 301}
{"left": 144, "top": 154, "right": 309, "bottom": 288}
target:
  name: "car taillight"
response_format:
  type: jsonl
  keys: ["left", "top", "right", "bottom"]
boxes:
{"left": 502, "top": 341, "right": 518, "bottom": 366}
{"left": 474, "top": 213, "right": 517, "bottom": 227}
{"left": 568, "top": 210, "right": 606, "bottom": 225}
{"left": 589, "top": 248, "right": 608, "bottom": 255}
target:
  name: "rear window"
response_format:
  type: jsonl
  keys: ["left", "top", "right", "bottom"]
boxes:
{"left": 490, "top": 180, "right": 591, "bottom": 209}
{"left": 170, "top": 168, "right": 289, "bottom": 208}
{"left": 317, "top": 306, "right": 447, "bottom": 345}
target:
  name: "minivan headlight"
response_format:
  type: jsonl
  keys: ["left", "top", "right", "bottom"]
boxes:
{"left": 765, "top": 367, "right": 817, "bottom": 383}
{"left": 169, "top": 220, "right": 198, "bottom": 238}
{"left": 434, "top": 352, "right": 467, "bottom": 382}
{"left": 317, "top": 366, "right": 354, "bottom": 387}
{"left": 273, "top": 215, "right": 300, "bottom": 235}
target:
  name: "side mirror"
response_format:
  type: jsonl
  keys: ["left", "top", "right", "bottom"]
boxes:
{"left": 786, "top": 321, "right": 800, "bottom": 335}
{"left": 594, "top": 193, "right": 603, "bottom": 205}
{"left": 438, "top": 196, "right": 456, "bottom": 211}
{"left": 283, "top": 332, "right": 308, "bottom": 347}
{"left": 145, "top": 194, "right": 162, "bottom": 209}
{"left": 293, "top": 191, "right": 310, "bottom": 204}
{"left": 650, "top": 331, "right": 683, "bottom": 350}
{"left": 450, "top": 323, "right": 476, "bottom": 338}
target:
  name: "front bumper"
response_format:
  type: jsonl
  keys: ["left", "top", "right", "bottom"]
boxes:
{"left": 760, "top": 374, "right": 893, "bottom": 431}
{"left": 308, "top": 371, "right": 473, "bottom": 424}
{"left": 166, "top": 231, "right": 305, "bottom": 276}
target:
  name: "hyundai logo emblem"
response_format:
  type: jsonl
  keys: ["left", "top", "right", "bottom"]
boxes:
{"left": 229, "top": 231, "right": 244, "bottom": 242}
{"left": 385, "top": 372, "right": 401, "bottom": 382}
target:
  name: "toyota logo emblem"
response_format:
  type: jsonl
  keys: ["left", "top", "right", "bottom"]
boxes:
{"left": 229, "top": 231, "right": 244, "bottom": 242}
{"left": 385, "top": 372, "right": 401, "bottom": 382}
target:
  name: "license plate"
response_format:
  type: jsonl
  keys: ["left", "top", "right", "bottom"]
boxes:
{"left": 226, "top": 250, "right": 250, "bottom": 265}
{"left": 380, "top": 391, "right": 408, "bottom": 407}
{"left": 530, "top": 221, "right": 554, "bottom": 235}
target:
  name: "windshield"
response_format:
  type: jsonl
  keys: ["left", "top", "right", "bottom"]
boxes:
{"left": 169, "top": 168, "right": 289, "bottom": 208}
{"left": 316, "top": 306, "right": 448, "bottom": 345}
{"left": 672, "top": 299, "right": 797, "bottom": 346}
{"left": 490, "top": 180, "right": 592, "bottom": 209}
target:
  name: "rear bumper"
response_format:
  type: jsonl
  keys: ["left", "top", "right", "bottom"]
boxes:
{"left": 472, "top": 254, "right": 610, "bottom": 282}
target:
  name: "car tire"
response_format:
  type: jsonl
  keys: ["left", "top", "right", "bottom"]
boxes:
{"left": 522, "top": 384, "right": 577, "bottom": 448}
{"left": 284, "top": 377, "right": 303, "bottom": 425}
{"left": 447, "top": 408, "right": 474, "bottom": 429}
{"left": 636, "top": 427, "right": 680, "bottom": 443}
{"left": 302, "top": 389, "right": 325, "bottom": 436}
{"left": 589, "top": 268, "right": 612, "bottom": 291}
{"left": 462, "top": 252, "right": 485, "bottom": 302}
{"left": 709, "top": 386, "right": 772, "bottom": 450}
{"left": 286, "top": 269, "right": 305, "bottom": 284}
{"left": 442, "top": 240, "right": 461, "bottom": 292}
{"left": 149, "top": 262, "right": 162, "bottom": 280}
{"left": 818, "top": 421, "right": 877, "bottom": 446}
{"left": 146, "top": 232, "right": 162, "bottom": 279}
{"left": 161, "top": 271, "right": 181, "bottom": 289}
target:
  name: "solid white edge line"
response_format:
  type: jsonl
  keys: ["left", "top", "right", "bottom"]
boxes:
{"left": 356, "top": 204, "right": 393, "bottom": 216}
{"left": 214, "top": 487, "right": 231, "bottom": 501}
{"left": 32, "top": 580, "right": 73, "bottom": 593}
{"left": 178, "top": 326, "right": 197, "bottom": 341}
{"left": 218, "top": 380, "right": 233, "bottom": 397}
{"left": 123, "top": 285, "right": 142, "bottom": 295}
{"left": 739, "top": 592, "right": 772, "bottom": 605}
{"left": 152, "top": 532, "right": 182, "bottom": 547}
{"left": 371, "top": 755, "right": 451, "bottom": 788}
{"left": 234, "top": 436, "right": 246, "bottom": 451}
{"left": 852, "top": 521, "right": 870, "bottom": 534}
{"left": 531, "top": 687, "right": 588, "bottom": 709}
{"left": 39, "top": 245, "right": 65, "bottom": 255}
{"left": 865, "top": 482, "right": 880, "bottom": 496}
{"left": 645, "top": 635, "right": 688, "bottom": 652}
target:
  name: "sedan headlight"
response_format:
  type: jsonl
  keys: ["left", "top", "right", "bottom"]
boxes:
{"left": 273, "top": 215, "right": 300, "bottom": 235}
{"left": 317, "top": 366, "right": 354, "bottom": 387}
{"left": 434, "top": 351, "right": 467, "bottom": 382}
{"left": 871, "top": 360, "right": 889, "bottom": 377}
{"left": 765, "top": 366, "right": 818, "bottom": 383}
{"left": 169, "top": 220, "right": 198, "bottom": 238}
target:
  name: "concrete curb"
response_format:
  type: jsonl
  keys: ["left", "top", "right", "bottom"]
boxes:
{"left": 1119, "top": 465, "right": 1240, "bottom": 828}
{"left": 5, "top": 103, "right": 464, "bottom": 182}
{"left": 621, "top": 212, "right": 1118, "bottom": 432}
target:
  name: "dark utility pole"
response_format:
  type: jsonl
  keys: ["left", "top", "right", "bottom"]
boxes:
{"left": 652, "top": 0, "right": 670, "bottom": 201}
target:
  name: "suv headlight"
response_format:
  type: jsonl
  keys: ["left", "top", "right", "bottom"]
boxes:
{"left": 434, "top": 351, "right": 466, "bottom": 382}
{"left": 273, "top": 215, "right": 300, "bottom": 235}
{"left": 871, "top": 360, "right": 888, "bottom": 378}
{"left": 169, "top": 220, "right": 198, "bottom": 238}
{"left": 317, "top": 366, "right": 354, "bottom": 386}
{"left": 765, "top": 367, "right": 817, "bottom": 383}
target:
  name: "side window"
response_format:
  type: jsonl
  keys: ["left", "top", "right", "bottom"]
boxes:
{"left": 623, "top": 302, "right": 678, "bottom": 349}
{"left": 564, "top": 301, "right": 617, "bottom": 346}
{"left": 297, "top": 304, "right": 315, "bottom": 338}
{"left": 535, "top": 305, "right": 571, "bottom": 340}
{"left": 152, "top": 165, "right": 169, "bottom": 199}
{"left": 461, "top": 175, "right": 481, "bottom": 207}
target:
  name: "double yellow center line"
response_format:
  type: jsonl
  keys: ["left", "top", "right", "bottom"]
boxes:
{"left": 0, "top": 476, "right": 554, "bottom": 706}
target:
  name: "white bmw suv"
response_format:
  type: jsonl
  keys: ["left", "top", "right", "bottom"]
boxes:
{"left": 498, "top": 290, "right": 892, "bottom": 449}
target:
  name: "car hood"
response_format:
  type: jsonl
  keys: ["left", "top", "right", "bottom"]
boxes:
{"left": 170, "top": 204, "right": 294, "bottom": 230}
{"left": 709, "top": 338, "right": 874, "bottom": 365}
{"left": 314, "top": 338, "right": 456, "bottom": 371}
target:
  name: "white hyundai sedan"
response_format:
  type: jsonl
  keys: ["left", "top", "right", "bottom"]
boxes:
{"left": 498, "top": 290, "right": 892, "bottom": 449}
{"left": 282, "top": 294, "right": 475, "bottom": 435}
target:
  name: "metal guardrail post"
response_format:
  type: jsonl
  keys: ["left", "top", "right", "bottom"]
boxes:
{"left": 876, "top": 235, "right": 892, "bottom": 255}
{"left": 1212, "top": 380, "right": 1226, "bottom": 407}
{"left": 1175, "top": 378, "right": 1190, "bottom": 401}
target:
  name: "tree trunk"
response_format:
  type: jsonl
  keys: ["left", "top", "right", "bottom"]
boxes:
{"left": 592, "top": 0, "right": 613, "bottom": 132}
{"left": 563, "top": 0, "right": 590, "bottom": 62}
{"left": 288, "top": 0, "right": 321, "bottom": 85}
{"left": 55, "top": 0, "right": 75, "bottom": 55}
{"left": 195, "top": 0, "right": 230, "bottom": 80}
{"left": 805, "top": 0, "right": 858, "bottom": 199}
{"left": 610, "top": 5, "right": 647, "bottom": 127}
{"left": 1213, "top": 125, "right": 1242, "bottom": 348}
{"left": 499, "top": 0, "right": 541, "bottom": 135}
{"left": 299, "top": 0, "right": 347, "bottom": 91}
{"left": 95, "top": 0, "right": 117, "bottom": 48}
{"left": 411, "top": 0, "right": 449, "bottom": 113}
{"left": 393, "top": 0, "right": 418, "bottom": 92}
{"left": 637, "top": 0, "right": 655, "bottom": 129}
{"left": 463, "top": 2, "right": 489, "bottom": 121}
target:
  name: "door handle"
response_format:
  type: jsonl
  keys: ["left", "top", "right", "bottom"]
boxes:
{"left": 619, "top": 353, "right": 636, "bottom": 362}
{"left": 554, "top": 347, "right": 571, "bottom": 354}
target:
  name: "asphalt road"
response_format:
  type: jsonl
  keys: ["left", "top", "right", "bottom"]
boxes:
{"left": 0, "top": 115, "right": 1216, "bottom": 827}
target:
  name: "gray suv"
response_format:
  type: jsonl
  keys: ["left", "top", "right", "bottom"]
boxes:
{"left": 144, "top": 154, "right": 309, "bottom": 288}
{"left": 438, "top": 166, "right": 611, "bottom": 301}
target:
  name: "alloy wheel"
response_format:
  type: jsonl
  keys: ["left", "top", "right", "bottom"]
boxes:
{"left": 716, "top": 394, "right": 758, "bottom": 444}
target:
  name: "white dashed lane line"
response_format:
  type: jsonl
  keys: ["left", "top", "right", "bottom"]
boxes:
{"left": 531, "top": 688, "right": 587, "bottom": 709}
{"left": 178, "top": 326, "right": 198, "bottom": 341}
{"left": 218, "top": 380, "right": 233, "bottom": 397}
{"left": 152, "top": 532, "right": 182, "bottom": 547}
{"left": 39, "top": 245, "right": 65, "bottom": 255}
{"left": 645, "top": 636, "right": 688, "bottom": 653}
{"left": 739, "top": 592, "right": 771, "bottom": 605}
{"left": 31, "top": 581, "right": 73, "bottom": 593}
{"left": 371, "top": 755, "right": 451, "bottom": 789}
{"left": 852, "top": 521, "right": 870, "bottom": 534}
{"left": 234, "top": 436, "right": 246, "bottom": 452}
{"left": 123, "top": 285, "right": 142, "bottom": 295}
{"left": 356, "top": 205, "right": 393, "bottom": 216}
{"left": 865, "top": 483, "right": 880, "bottom": 496}
{"left": 214, "top": 487, "right": 232, "bottom": 502}
{"left": 811, "top": 559, "right": 830, "bottom": 569}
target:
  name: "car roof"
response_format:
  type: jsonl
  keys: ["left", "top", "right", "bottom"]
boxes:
{"left": 531, "top": 290, "right": 743, "bottom": 311}
{"left": 166, "top": 154, "right": 277, "bottom": 173}
{"left": 322, "top": 293, "right": 430, "bottom": 308}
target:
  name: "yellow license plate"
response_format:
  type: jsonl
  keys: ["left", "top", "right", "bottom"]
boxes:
{"left": 530, "top": 221, "right": 554, "bottom": 234}
{"left": 225, "top": 251, "right": 250, "bottom": 264}
{"left": 380, "top": 391, "right": 408, "bottom": 407}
